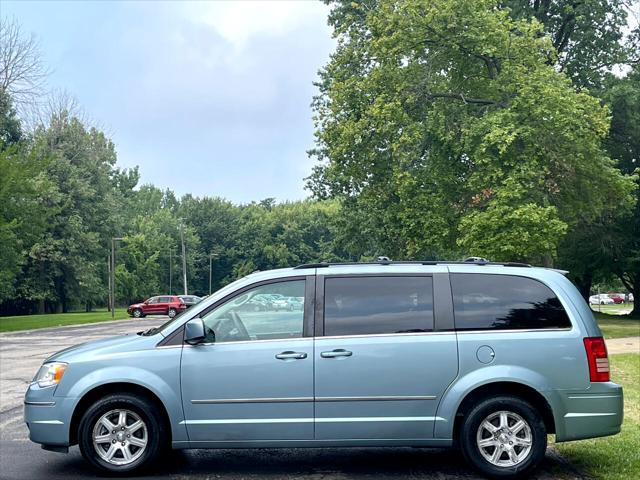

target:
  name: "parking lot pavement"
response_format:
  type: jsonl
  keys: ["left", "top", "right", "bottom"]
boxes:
{"left": 0, "top": 318, "right": 584, "bottom": 480}
{"left": 0, "top": 317, "right": 167, "bottom": 415}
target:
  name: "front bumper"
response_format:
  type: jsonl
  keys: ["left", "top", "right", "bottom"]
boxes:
{"left": 554, "top": 382, "right": 623, "bottom": 442}
{"left": 24, "top": 383, "right": 73, "bottom": 447}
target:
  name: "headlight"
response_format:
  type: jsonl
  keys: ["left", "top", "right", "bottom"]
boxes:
{"left": 33, "top": 362, "right": 68, "bottom": 388}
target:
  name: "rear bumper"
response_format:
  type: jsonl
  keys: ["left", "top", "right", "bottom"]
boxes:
{"left": 554, "top": 382, "right": 623, "bottom": 442}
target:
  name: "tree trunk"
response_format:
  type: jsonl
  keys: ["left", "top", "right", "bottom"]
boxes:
{"left": 631, "top": 284, "right": 640, "bottom": 317}
{"left": 573, "top": 273, "right": 592, "bottom": 302}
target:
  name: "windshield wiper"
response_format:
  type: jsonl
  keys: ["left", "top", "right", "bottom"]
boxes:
{"left": 138, "top": 328, "right": 158, "bottom": 336}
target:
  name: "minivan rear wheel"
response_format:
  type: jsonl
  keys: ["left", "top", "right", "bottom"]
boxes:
{"left": 459, "top": 395, "right": 546, "bottom": 479}
{"left": 78, "top": 393, "right": 166, "bottom": 475}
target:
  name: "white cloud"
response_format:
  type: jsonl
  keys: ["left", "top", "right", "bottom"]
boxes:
{"left": 4, "top": 0, "right": 336, "bottom": 202}
{"left": 180, "top": 0, "right": 330, "bottom": 50}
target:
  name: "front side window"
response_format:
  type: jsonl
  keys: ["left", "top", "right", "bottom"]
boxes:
{"left": 451, "top": 273, "right": 571, "bottom": 331}
{"left": 147, "top": 297, "right": 158, "bottom": 304}
{"left": 201, "top": 280, "right": 305, "bottom": 343}
{"left": 323, "top": 276, "right": 434, "bottom": 336}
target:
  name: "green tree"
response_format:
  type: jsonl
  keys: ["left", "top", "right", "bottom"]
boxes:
{"left": 17, "top": 111, "right": 122, "bottom": 312}
{"left": 309, "top": 0, "right": 634, "bottom": 264}
{"left": 0, "top": 92, "right": 55, "bottom": 307}
{"left": 600, "top": 66, "right": 640, "bottom": 314}
{"left": 0, "top": 90, "right": 21, "bottom": 145}
{"left": 505, "top": 0, "right": 634, "bottom": 90}
{"left": 178, "top": 195, "right": 241, "bottom": 294}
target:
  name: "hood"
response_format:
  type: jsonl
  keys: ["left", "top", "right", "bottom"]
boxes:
{"left": 129, "top": 303, "right": 144, "bottom": 309}
{"left": 47, "top": 333, "right": 157, "bottom": 363}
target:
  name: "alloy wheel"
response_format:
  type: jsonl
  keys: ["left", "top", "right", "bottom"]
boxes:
{"left": 92, "top": 409, "right": 148, "bottom": 466}
{"left": 476, "top": 410, "right": 533, "bottom": 468}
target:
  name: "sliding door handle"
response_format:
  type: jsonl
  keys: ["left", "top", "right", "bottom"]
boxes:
{"left": 320, "top": 349, "right": 353, "bottom": 358}
{"left": 275, "top": 351, "right": 307, "bottom": 360}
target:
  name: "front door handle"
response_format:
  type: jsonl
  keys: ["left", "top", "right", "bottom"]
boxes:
{"left": 275, "top": 351, "right": 307, "bottom": 360}
{"left": 320, "top": 349, "right": 353, "bottom": 358}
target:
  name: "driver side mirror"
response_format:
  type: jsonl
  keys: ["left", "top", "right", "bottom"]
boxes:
{"left": 184, "top": 318, "right": 206, "bottom": 345}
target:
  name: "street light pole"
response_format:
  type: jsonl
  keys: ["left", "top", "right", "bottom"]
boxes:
{"left": 180, "top": 222, "right": 188, "bottom": 295}
{"left": 208, "top": 253, "right": 219, "bottom": 295}
{"left": 168, "top": 249, "right": 172, "bottom": 295}
{"left": 107, "top": 254, "right": 112, "bottom": 312}
{"left": 111, "top": 237, "right": 124, "bottom": 320}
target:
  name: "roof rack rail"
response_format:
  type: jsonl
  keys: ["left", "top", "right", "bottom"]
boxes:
{"left": 293, "top": 260, "right": 532, "bottom": 269}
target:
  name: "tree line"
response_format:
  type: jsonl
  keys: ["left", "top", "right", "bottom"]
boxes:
{"left": 0, "top": 98, "right": 347, "bottom": 314}
{"left": 1, "top": 1, "right": 639, "bottom": 315}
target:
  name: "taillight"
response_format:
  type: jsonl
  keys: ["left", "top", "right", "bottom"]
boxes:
{"left": 583, "top": 337, "right": 610, "bottom": 382}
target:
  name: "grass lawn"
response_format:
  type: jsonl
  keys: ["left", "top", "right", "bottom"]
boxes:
{"left": 0, "top": 308, "right": 129, "bottom": 333}
{"left": 555, "top": 353, "right": 640, "bottom": 480}
{"left": 595, "top": 312, "right": 640, "bottom": 339}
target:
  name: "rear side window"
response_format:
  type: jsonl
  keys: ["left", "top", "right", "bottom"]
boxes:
{"left": 451, "top": 274, "right": 571, "bottom": 331}
{"left": 324, "top": 276, "right": 433, "bottom": 336}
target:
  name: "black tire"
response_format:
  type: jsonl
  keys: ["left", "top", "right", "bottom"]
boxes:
{"left": 78, "top": 393, "right": 167, "bottom": 475}
{"left": 132, "top": 308, "right": 143, "bottom": 318}
{"left": 459, "top": 395, "right": 547, "bottom": 479}
{"left": 168, "top": 308, "right": 177, "bottom": 318}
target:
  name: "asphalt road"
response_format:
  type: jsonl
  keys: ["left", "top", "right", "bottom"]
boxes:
{"left": 0, "top": 318, "right": 585, "bottom": 480}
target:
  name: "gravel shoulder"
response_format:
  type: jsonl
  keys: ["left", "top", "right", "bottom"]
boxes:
{"left": 605, "top": 336, "right": 640, "bottom": 355}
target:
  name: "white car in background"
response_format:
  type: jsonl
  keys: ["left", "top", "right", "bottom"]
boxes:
{"left": 589, "top": 294, "right": 614, "bottom": 305}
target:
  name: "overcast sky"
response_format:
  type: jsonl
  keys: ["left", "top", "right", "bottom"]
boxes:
{"left": 3, "top": 0, "right": 335, "bottom": 203}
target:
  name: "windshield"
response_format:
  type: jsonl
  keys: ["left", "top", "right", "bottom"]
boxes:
{"left": 156, "top": 276, "right": 251, "bottom": 335}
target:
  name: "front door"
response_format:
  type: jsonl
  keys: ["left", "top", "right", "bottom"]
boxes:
{"left": 314, "top": 274, "right": 458, "bottom": 441}
{"left": 180, "top": 277, "right": 314, "bottom": 444}
{"left": 144, "top": 296, "right": 161, "bottom": 315}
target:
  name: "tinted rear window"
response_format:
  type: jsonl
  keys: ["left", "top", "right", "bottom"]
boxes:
{"left": 451, "top": 274, "right": 571, "bottom": 331}
{"left": 324, "top": 276, "right": 433, "bottom": 336}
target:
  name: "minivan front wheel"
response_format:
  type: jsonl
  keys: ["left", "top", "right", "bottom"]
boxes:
{"left": 78, "top": 393, "right": 166, "bottom": 475}
{"left": 459, "top": 396, "right": 546, "bottom": 478}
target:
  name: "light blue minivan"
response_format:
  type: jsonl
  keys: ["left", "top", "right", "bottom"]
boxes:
{"left": 24, "top": 260, "right": 623, "bottom": 478}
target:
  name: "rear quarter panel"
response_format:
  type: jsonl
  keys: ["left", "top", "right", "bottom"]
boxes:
{"left": 435, "top": 267, "right": 592, "bottom": 439}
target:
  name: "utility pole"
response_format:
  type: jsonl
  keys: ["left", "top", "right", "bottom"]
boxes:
{"left": 107, "top": 254, "right": 112, "bottom": 312}
{"left": 111, "top": 237, "right": 124, "bottom": 320}
{"left": 180, "top": 222, "right": 188, "bottom": 295}
{"left": 209, "top": 253, "right": 219, "bottom": 295}
{"left": 168, "top": 249, "right": 172, "bottom": 295}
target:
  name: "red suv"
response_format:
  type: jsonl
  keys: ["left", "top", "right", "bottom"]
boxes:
{"left": 608, "top": 294, "right": 625, "bottom": 304}
{"left": 127, "top": 295, "right": 186, "bottom": 318}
